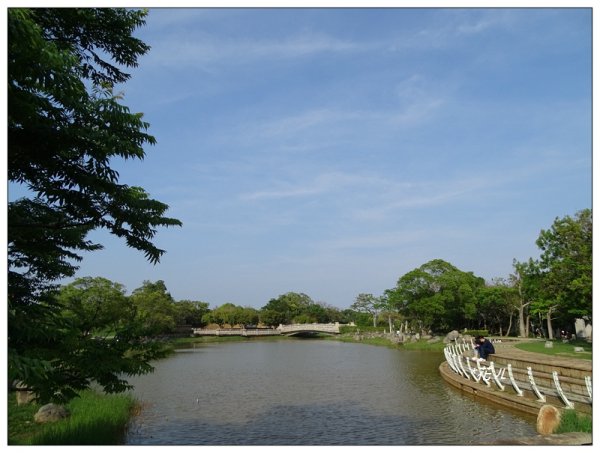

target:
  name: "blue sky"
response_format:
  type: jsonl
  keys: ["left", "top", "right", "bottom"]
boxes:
{"left": 9, "top": 6, "right": 593, "bottom": 309}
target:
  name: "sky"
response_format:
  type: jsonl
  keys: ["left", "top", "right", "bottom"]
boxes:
{"left": 6, "top": 5, "right": 594, "bottom": 310}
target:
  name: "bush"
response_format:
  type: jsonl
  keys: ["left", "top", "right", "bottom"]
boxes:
{"left": 464, "top": 330, "right": 488, "bottom": 337}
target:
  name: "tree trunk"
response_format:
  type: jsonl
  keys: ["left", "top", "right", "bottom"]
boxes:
{"left": 506, "top": 312, "right": 513, "bottom": 337}
{"left": 388, "top": 315, "right": 393, "bottom": 333}
{"left": 546, "top": 309, "right": 554, "bottom": 340}
{"left": 372, "top": 313, "right": 377, "bottom": 327}
{"left": 515, "top": 275, "right": 531, "bottom": 337}
{"left": 518, "top": 303, "right": 527, "bottom": 337}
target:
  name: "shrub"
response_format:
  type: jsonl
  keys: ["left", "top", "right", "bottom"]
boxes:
{"left": 464, "top": 330, "right": 488, "bottom": 337}
{"left": 556, "top": 410, "right": 592, "bottom": 434}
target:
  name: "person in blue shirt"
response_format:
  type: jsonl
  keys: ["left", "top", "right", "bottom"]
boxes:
{"left": 475, "top": 335, "right": 495, "bottom": 360}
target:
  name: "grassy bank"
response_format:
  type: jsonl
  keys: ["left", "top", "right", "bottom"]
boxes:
{"left": 515, "top": 339, "right": 592, "bottom": 360}
{"left": 333, "top": 334, "right": 447, "bottom": 352}
{"left": 8, "top": 390, "right": 137, "bottom": 445}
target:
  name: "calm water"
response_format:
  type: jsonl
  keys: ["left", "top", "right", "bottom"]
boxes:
{"left": 124, "top": 339, "right": 537, "bottom": 445}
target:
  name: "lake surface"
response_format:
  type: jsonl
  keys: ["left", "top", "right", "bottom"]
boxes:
{"left": 124, "top": 339, "right": 537, "bottom": 445}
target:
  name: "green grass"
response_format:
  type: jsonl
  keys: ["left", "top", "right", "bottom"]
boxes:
{"left": 515, "top": 339, "right": 592, "bottom": 360}
{"left": 8, "top": 390, "right": 137, "bottom": 445}
{"left": 556, "top": 410, "right": 593, "bottom": 433}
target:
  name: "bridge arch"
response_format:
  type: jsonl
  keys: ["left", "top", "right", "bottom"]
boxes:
{"left": 277, "top": 322, "right": 342, "bottom": 336}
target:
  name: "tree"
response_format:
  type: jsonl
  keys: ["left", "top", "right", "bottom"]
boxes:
{"left": 173, "top": 300, "right": 210, "bottom": 327}
{"left": 476, "top": 281, "right": 519, "bottom": 336}
{"left": 260, "top": 292, "right": 315, "bottom": 325}
{"left": 12, "top": 276, "right": 166, "bottom": 403}
{"left": 510, "top": 259, "right": 536, "bottom": 337}
{"left": 235, "top": 306, "right": 260, "bottom": 327}
{"left": 56, "top": 276, "right": 133, "bottom": 336}
{"left": 535, "top": 209, "right": 592, "bottom": 329}
{"left": 130, "top": 280, "right": 177, "bottom": 335}
{"left": 389, "top": 259, "right": 484, "bottom": 333}
{"left": 258, "top": 308, "right": 287, "bottom": 328}
{"left": 351, "top": 293, "right": 381, "bottom": 327}
{"left": 8, "top": 8, "right": 181, "bottom": 402}
{"left": 380, "top": 290, "right": 402, "bottom": 333}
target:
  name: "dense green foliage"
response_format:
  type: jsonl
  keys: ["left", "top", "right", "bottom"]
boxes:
{"left": 376, "top": 210, "right": 592, "bottom": 337}
{"left": 513, "top": 209, "right": 592, "bottom": 338}
{"left": 387, "top": 259, "right": 485, "bottom": 333}
{"left": 259, "top": 292, "right": 346, "bottom": 326}
{"left": 8, "top": 390, "right": 136, "bottom": 445}
{"left": 8, "top": 8, "right": 181, "bottom": 403}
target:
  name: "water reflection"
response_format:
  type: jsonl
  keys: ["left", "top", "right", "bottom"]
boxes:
{"left": 125, "top": 339, "right": 537, "bottom": 445}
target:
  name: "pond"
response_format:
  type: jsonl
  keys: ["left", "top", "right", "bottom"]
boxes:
{"left": 125, "top": 339, "right": 537, "bottom": 445}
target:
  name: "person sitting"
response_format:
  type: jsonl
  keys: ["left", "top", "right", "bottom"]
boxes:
{"left": 474, "top": 335, "right": 495, "bottom": 361}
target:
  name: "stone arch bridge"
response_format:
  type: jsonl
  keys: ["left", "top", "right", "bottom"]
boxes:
{"left": 192, "top": 322, "right": 344, "bottom": 337}
{"left": 277, "top": 322, "right": 342, "bottom": 336}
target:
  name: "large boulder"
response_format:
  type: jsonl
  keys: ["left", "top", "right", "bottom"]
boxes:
{"left": 443, "top": 330, "right": 460, "bottom": 344}
{"left": 34, "top": 403, "right": 70, "bottom": 424}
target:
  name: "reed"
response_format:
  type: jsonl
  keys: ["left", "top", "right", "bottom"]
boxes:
{"left": 10, "top": 390, "right": 136, "bottom": 445}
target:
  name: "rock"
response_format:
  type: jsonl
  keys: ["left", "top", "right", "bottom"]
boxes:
{"left": 14, "top": 381, "right": 36, "bottom": 405}
{"left": 443, "top": 330, "right": 460, "bottom": 344}
{"left": 574, "top": 346, "right": 585, "bottom": 352}
{"left": 574, "top": 318, "right": 587, "bottom": 339}
{"left": 34, "top": 403, "right": 70, "bottom": 424}
{"left": 427, "top": 336, "right": 440, "bottom": 343}
{"left": 536, "top": 405, "right": 561, "bottom": 435}
{"left": 544, "top": 341, "right": 553, "bottom": 348}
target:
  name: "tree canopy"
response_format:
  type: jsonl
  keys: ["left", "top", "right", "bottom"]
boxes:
{"left": 388, "top": 259, "right": 484, "bottom": 333}
{"left": 8, "top": 8, "right": 181, "bottom": 402}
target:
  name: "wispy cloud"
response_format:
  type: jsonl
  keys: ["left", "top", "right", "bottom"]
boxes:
{"left": 144, "top": 32, "right": 368, "bottom": 69}
{"left": 389, "top": 9, "right": 515, "bottom": 51}
{"left": 240, "top": 171, "right": 393, "bottom": 201}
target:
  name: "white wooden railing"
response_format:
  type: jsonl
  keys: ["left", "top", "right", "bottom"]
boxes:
{"left": 443, "top": 341, "right": 592, "bottom": 410}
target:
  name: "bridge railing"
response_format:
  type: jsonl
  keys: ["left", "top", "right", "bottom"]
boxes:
{"left": 193, "top": 322, "right": 345, "bottom": 336}
{"left": 192, "top": 328, "right": 280, "bottom": 336}
{"left": 277, "top": 322, "right": 341, "bottom": 333}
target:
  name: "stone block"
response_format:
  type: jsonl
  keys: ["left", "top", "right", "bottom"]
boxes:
{"left": 536, "top": 405, "right": 561, "bottom": 435}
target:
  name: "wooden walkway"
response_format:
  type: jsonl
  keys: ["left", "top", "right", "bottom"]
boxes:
{"left": 440, "top": 339, "right": 592, "bottom": 417}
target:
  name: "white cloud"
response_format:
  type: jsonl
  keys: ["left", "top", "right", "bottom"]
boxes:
{"left": 144, "top": 32, "right": 368, "bottom": 69}
{"left": 240, "top": 171, "right": 392, "bottom": 201}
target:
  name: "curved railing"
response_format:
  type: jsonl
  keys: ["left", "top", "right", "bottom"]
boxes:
{"left": 443, "top": 340, "right": 592, "bottom": 410}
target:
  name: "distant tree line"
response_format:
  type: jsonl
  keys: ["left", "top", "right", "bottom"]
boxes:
{"left": 53, "top": 281, "right": 363, "bottom": 335}
{"left": 353, "top": 209, "right": 592, "bottom": 339}
{"left": 54, "top": 209, "right": 591, "bottom": 342}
